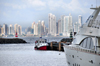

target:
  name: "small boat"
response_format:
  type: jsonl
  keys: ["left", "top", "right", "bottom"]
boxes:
{"left": 34, "top": 38, "right": 48, "bottom": 50}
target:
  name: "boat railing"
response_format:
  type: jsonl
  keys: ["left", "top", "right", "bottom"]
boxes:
{"left": 88, "top": 19, "right": 100, "bottom": 28}
{"left": 64, "top": 45, "right": 100, "bottom": 56}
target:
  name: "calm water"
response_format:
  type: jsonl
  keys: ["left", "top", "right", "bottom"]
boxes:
{"left": 0, "top": 37, "right": 68, "bottom": 66}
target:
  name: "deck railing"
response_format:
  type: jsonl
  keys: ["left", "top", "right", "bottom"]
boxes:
{"left": 64, "top": 45, "right": 100, "bottom": 56}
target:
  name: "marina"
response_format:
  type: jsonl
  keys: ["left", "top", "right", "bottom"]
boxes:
{"left": 0, "top": 37, "right": 68, "bottom": 66}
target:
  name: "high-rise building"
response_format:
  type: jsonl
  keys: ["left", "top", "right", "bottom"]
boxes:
{"left": 34, "top": 23, "right": 38, "bottom": 35}
{"left": 41, "top": 20, "right": 45, "bottom": 35}
{"left": 59, "top": 14, "right": 73, "bottom": 36}
{"left": 1, "top": 27, "right": 4, "bottom": 35}
{"left": 14, "top": 24, "right": 18, "bottom": 34}
{"left": 14, "top": 24, "right": 22, "bottom": 35}
{"left": 32, "top": 22, "right": 35, "bottom": 29}
{"left": 69, "top": 13, "right": 73, "bottom": 33}
{"left": 63, "top": 16, "right": 69, "bottom": 36}
{"left": 58, "top": 19, "right": 61, "bottom": 34}
{"left": 18, "top": 25, "right": 22, "bottom": 35}
{"left": 74, "top": 22, "right": 79, "bottom": 33}
{"left": 78, "top": 15, "right": 82, "bottom": 27}
{"left": 61, "top": 15, "right": 65, "bottom": 33}
{"left": 56, "top": 22, "right": 58, "bottom": 34}
{"left": 37, "top": 20, "right": 42, "bottom": 36}
{"left": 3, "top": 24, "right": 8, "bottom": 35}
{"left": 31, "top": 22, "right": 35, "bottom": 34}
{"left": 9, "top": 24, "right": 14, "bottom": 35}
{"left": 48, "top": 13, "right": 56, "bottom": 36}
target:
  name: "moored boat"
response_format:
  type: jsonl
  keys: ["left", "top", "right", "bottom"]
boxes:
{"left": 34, "top": 38, "right": 48, "bottom": 50}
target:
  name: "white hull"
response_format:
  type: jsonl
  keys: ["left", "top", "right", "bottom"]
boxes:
{"left": 64, "top": 45, "right": 100, "bottom": 66}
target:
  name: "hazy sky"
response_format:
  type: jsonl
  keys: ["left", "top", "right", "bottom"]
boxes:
{"left": 0, "top": 0, "right": 100, "bottom": 28}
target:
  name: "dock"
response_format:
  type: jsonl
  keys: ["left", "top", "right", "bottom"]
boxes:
{"left": 47, "top": 38, "right": 73, "bottom": 51}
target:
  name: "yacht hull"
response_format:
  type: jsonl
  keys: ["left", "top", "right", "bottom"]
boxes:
{"left": 63, "top": 45, "right": 100, "bottom": 66}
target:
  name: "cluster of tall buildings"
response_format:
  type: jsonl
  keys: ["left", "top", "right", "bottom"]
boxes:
{"left": 0, "top": 24, "right": 22, "bottom": 36}
{"left": 25, "top": 20, "right": 48, "bottom": 36}
{"left": 0, "top": 13, "right": 83, "bottom": 37}
{"left": 48, "top": 13, "right": 82, "bottom": 36}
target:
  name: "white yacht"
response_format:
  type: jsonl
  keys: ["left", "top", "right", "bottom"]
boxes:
{"left": 63, "top": 6, "right": 100, "bottom": 66}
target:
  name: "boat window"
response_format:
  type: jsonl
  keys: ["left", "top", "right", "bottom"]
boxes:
{"left": 80, "top": 37, "right": 94, "bottom": 49}
{"left": 40, "top": 41, "right": 41, "bottom": 43}
{"left": 98, "top": 37, "right": 100, "bottom": 46}
{"left": 80, "top": 40, "right": 84, "bottom": 47}
{"left": 83, "top": 39, "right": 87, "bottom": 48}
{"left": 45, "top": 41, "right": 46, "bottom": 43}
{"left": 42, "top": 41, "right": 44, "bottom": 43}
{"left": 87, "top": 38, "right": 91, "bottom": 49}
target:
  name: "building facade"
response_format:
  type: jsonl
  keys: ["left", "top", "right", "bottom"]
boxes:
{"left": 9, "top": 24, "right": 14, "bottom": 35}
{"left": 3, "top": 24, "right": 8, "bottom": 35}
{"left": 48, "top": 13, "right": 56, "bottom": 36}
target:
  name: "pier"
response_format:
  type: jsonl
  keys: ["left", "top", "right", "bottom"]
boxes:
{"left": 48, "top": 38, "right": 73, "bottom": 51}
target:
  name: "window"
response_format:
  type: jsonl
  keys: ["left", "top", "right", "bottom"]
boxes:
{"left": 42, "top": 41, "right": 44, "bottom": 43}
{"left": 80, "top": 37, "right": 94, "bottom": 49}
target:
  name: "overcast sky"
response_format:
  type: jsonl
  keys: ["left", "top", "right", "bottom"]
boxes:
{"left": 0, "top": 0, "right": 100, "bottom": 28}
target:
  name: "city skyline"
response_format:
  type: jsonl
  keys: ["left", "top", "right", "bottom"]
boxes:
{"left": 0, "top": 13, "right": 82, "bottom": 37}
{"left": 0, "top": 0, "right": 100, "bottom": 28}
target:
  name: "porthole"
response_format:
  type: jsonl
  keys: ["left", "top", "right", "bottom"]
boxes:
{"left": 72, "top": 55, "right": 74, "bottom": 58}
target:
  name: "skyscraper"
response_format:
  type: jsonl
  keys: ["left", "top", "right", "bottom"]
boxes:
{"left": 14, "top": 24, "right": 18, "bottom": 34}
{"left": 18, "top": 25, "right": 22, "bottom": 35}
{"left": 41, "top": 20, "right": 45, "bottom": 35}
{"left": 63, "top": 16, "right": 69, "bottom": 36}
{"left": 74, "top": 22, "right": 79, "bottom": 33}
{"left": 61, "top": 15, "right": 65, "bottom": 33}
{"left": 3, "top": 24, "right": 8, "bottom": 35}
{"left": 56, "top": 22, "right": 58, "bottom": 34}
{"left": 59, "top": 14, "right": 73, "bottom": 36}
{"left": 78, "top": 15, "right": 82, "bottom": 27}
{"left": 31, "top": 22, "right": 35, "bottom": 34}
{"left": 37, "top": 20, "right": 42, "bottom": 36}
{"left": 14, "top": 24, "right": 22, "bottom": 35}
{"left": 32, "top": 22, "right": 35, "bottom": 29}
{"left": 58, "top": 19, "right": 61, "bottom": 34}
{"left": 9, "top": 24, "right": 14, "bottom": 35}
{"left": 48, "top": 13, "right": 56, "bottom": 36}
{"left": 69, "top": 14, "right": 73, "bottom": 32}
{"left": 34, "top": 23, "right": 38, "bottom": 35}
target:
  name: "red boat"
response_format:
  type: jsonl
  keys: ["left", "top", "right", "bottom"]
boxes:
{"left": 34, "top": 38, "right": 48, "bottom": 50}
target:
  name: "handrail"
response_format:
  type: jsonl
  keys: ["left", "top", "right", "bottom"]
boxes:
{"left": 64, "top": 45, "right": 100, "bottom": 56}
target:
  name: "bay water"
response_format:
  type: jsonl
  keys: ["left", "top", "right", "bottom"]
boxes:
{"left": 0, "top": 37, "right": 68, "bottom": 66}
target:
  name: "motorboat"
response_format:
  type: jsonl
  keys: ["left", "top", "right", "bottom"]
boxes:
{"left": 34, "top": 38, "right": 48, "bottom": 50}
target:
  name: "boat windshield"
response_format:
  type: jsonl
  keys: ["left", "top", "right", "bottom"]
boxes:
{"left": 80, "top": 37, "right": 94, "bottom": 49}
